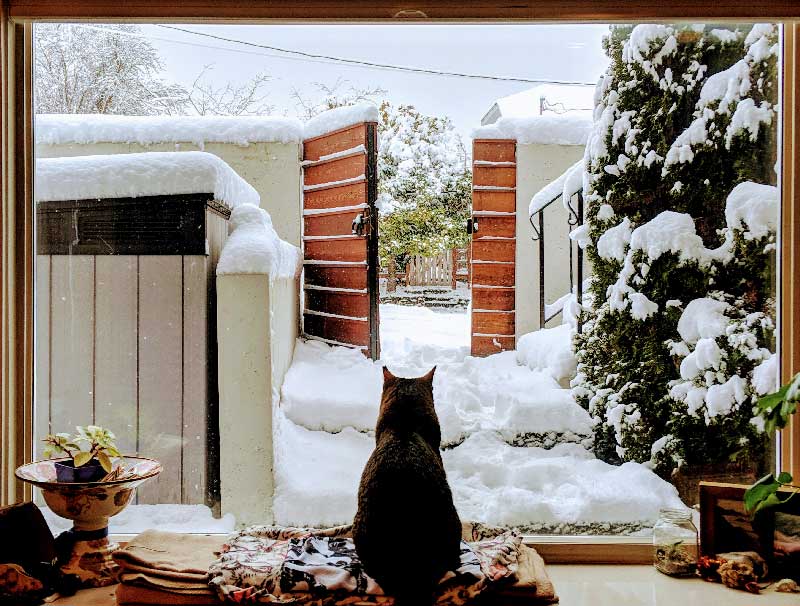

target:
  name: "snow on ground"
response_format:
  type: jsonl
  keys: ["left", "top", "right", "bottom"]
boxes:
{"left": 40, "top": 503, "right": 235, "bottom": 535}
{"left": 275, "top": 303, "right": 687, "bottom": 534}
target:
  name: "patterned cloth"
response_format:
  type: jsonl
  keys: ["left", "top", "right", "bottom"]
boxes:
{"left": 208, "top": 524, "right": 522, "bottom": 605}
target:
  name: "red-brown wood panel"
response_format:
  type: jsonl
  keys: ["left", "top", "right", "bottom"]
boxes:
{"left": 302, "top": 120, "right": 379, "bottom": 357}
{"left": 471, "top": 336, "right": 517, "bottom": 357}
{"left": 304, "top": 209, "right": 364, "bottom": 237}
{"left": 471, "top": 139, "right": 517, "bottom": 356}
{"left": 304, "top": 181, "right": 368, "bottom": 210}
{"left": 305, "top": 237, "right": 366, "bottom": 262}
{"left": 305, "top": 289, "right": 369, "bottom": 319}
{"left": 472, "top": 239, "right": 515, "bottom": 263}
{"left": 473, "top": 165, "right": 516, "bottom": 188}
{"left": 473, "top": 140, "right": 516, "bottom": 163}
{"left": 472, "top": 311, "right": 515, "bottom": 336}
{"left": 471, "top": 263, "right": 515, "bottom": 287}
{"left": 473, "top": 215, "right": 515, "bottom": 238}
{"left": 304, "top": 153, "right": 366, "bottom": 187}
{"left": 304, "top": 265, "right": 367, "bottom": 291}
{"left": 473, "top": 190, "right": 516, "bottom": 213}
{"left": 304, "top": 124, "right": 368, "bottom": 162}
{"left": 304, "top": 313, "right": 370, "bottom": 348}
{"left": 472, "top": 287, "right": 514, "bottom": 311}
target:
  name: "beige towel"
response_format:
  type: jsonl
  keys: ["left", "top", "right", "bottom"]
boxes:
{"left": 113, "top": 530, "right": 224, "bottom": 576}
{"left": 116, "top": 583, "right": 220, "bottom": 605}
{"left": 119, "top": 572, "right": 215, "bottom": 595}
{"left": 492, "top": 545, "right": 558, "bottom": 604}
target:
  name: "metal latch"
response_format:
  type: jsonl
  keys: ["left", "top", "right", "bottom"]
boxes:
{"left": 352, "top": 209, "right": 371, "bottom": 236}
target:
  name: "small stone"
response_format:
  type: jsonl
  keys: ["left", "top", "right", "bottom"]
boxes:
{"left": 774, "top": 578, "right": 799, "bottom": 593}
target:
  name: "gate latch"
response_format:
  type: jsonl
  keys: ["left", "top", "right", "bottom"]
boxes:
{"left": 467, "top": 217, "right": 479, "bottom": 234}
{"left": 352, "top": 209, "right": 371, "bottom": 236}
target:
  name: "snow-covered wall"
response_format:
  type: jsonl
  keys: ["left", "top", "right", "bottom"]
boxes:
{"left": 516, "top": 143, "right": 587, "bottom": 336}
{"left": 35, "top": 116, "right": 303, "bottom": 246}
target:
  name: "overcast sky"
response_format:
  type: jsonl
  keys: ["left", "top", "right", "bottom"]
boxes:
{"left": 142, "top": 24, "right": 610, "bottom": 139}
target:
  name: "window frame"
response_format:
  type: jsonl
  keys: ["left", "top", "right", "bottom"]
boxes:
{"left": 2, "top": 1, "right": 800, "bottom": 564}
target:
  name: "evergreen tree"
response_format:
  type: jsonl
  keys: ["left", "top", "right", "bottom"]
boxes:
{"left": 572, "top": 24, "right": 779, "bottom": 474}
{"left": 377, "top": 102, "right": 471, "bottom": 267}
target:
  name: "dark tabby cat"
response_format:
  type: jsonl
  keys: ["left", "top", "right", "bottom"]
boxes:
{"left": 353, "top": 366, "right": 462, "bottom": 605}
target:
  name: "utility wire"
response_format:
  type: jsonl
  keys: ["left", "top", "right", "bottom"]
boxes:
{"left": 154, "top": 24, "right": 597, "bottom": 86}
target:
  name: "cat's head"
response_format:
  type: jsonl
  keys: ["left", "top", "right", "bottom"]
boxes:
{"left": 376, "top": 366, "right": 440, "bottom": 444}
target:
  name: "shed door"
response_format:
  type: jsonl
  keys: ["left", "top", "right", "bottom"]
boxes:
{"left": 470, "top": 139, "right": 517, "bottom": 357}
{"left": 302, "top": 122, "right": 380, "bottom": 359}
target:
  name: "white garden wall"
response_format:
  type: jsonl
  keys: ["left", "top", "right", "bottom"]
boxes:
{"left": 216, "top": 273, "right": 299, "bottom": 526}
{"left": 515, "top": 143, "right": 586, "bottom": 337}
{"left": 36, "top": 137, "right": 302, "bottom": 246}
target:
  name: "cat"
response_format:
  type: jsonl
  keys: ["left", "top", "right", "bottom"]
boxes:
{"left": 353, "top": 366, "right": 462, "bottom": 606}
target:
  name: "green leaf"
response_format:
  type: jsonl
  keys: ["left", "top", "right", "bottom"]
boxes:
{"left": 107, "top": 446, "right": 121, "bottom": 458}
{"left": 752, "top": 492, "right": 784, "bottom": 515}
{"left": 744, "top": 474, "right": 780, "bottom": 513}
{"left": 777, "top": 471, "right": 793, "bottom": 485}
{"left": 73, "top": 451, "right": 93, "bottom": 467}
{"left": 756, "top": 385, "right": 788, "bottom": 414}
{"left": 97, "top": 451, "right": 113, "bottom": 473}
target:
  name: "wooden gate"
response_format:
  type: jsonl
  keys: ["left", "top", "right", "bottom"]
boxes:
{"left": 302, "top": 122, "right": 380, "bottom": 359}
{"left": 470, "top": 140, "right": 517, "bottom": 357}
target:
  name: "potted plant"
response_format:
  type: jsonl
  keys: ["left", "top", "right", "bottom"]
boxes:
{"left": 42, "top": 425, "right": 121, "bottom": 483}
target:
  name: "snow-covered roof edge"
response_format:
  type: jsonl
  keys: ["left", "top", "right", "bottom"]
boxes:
{"left": 472, "top": 113, "right": 593, "bottom": 146}
{"left": 303, "top": 103, "right": 380, "bottom": 140}
{"left": 35, "top": 114, "right": 304, "bottom": 146}
{"left": 529, "top": 160, "right": 584, "bottom": 216}
{"left": 217, "top": 204, "right": 301, "bottom": 279}
{"left": 35, "top": 151, "right": 259, "bottom": 209}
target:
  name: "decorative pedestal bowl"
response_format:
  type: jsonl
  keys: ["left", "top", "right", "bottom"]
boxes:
{"left": 15, "top": 456, "right": 161, "bottom": 588}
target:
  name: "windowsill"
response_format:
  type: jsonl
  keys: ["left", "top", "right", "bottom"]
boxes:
{"left": 52, "top": 566, "right": 799, "bottom": 606}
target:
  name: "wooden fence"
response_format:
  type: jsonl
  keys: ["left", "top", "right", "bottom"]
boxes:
{"left": 383, "top": 248, "right": 470, "bottom": 291}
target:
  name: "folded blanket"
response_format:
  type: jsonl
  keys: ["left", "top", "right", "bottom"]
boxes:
{"left": 113, "top": 530, "right": 224, "bottom": 598}
{"left": 113, "top": 530, "right": 222, "bottom": 575}
{"left": 208, "top": 525, "right": 522, "bottom": 605}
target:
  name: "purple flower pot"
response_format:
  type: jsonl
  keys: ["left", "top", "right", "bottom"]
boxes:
{"left": 54, "top": 459, "right": 106, "bottom": 483}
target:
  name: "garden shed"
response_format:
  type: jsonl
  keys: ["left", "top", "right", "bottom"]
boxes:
{"left": 34, "top": 151, "right": 256, "bottom": 507}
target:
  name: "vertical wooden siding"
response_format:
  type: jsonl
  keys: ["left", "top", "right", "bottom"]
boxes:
{"left": 36, "top": 254, "right": 211, "bottom": 505}
{"left": 471, "top": 140, "right": 517, "bottom": 357}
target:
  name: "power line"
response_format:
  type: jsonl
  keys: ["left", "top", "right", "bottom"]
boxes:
{"left": 154, "top": 24, "right": 597, "bottom": 86}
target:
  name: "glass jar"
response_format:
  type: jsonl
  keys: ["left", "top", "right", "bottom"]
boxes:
{"left": 652, "top": 508, "right": 699, "bottom": 576}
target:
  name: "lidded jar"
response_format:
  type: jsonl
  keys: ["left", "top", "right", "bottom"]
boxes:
{"left": 653, "top": 507, "right": 699, "bottom": 576}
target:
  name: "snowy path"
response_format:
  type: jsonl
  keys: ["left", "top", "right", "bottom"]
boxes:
{"left": 275, "top": 304, "right": 687, "bottom": 534}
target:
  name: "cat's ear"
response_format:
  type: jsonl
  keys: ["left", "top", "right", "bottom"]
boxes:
{"left": 382, "top": 366, "right": 396, "bottom": 382}
{"left": 422, "top": 366, "right": 436, "bottom": 384}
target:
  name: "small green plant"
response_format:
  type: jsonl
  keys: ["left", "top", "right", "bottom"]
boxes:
{"left": 754, "top": 372, "right": 800, "bottom": 435}
{"left": 744, "top": 472, "right": 797, "bottom": 516}
{"left": 42, "top": 425, "right": 121, "bottom": 473}
{"left": 745, "top": 372, "right": 800, "bottom": 515}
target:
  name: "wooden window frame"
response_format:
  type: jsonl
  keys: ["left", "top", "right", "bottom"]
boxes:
{"left": 2, "top": 1, "right": 800, "bottom": 565}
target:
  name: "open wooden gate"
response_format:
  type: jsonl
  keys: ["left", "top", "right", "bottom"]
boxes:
{"left": 302, "top": 122, "right": 380, "bottom": 359}
{"left": 470, "top": 139, "right": 517, "bottom": 357}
